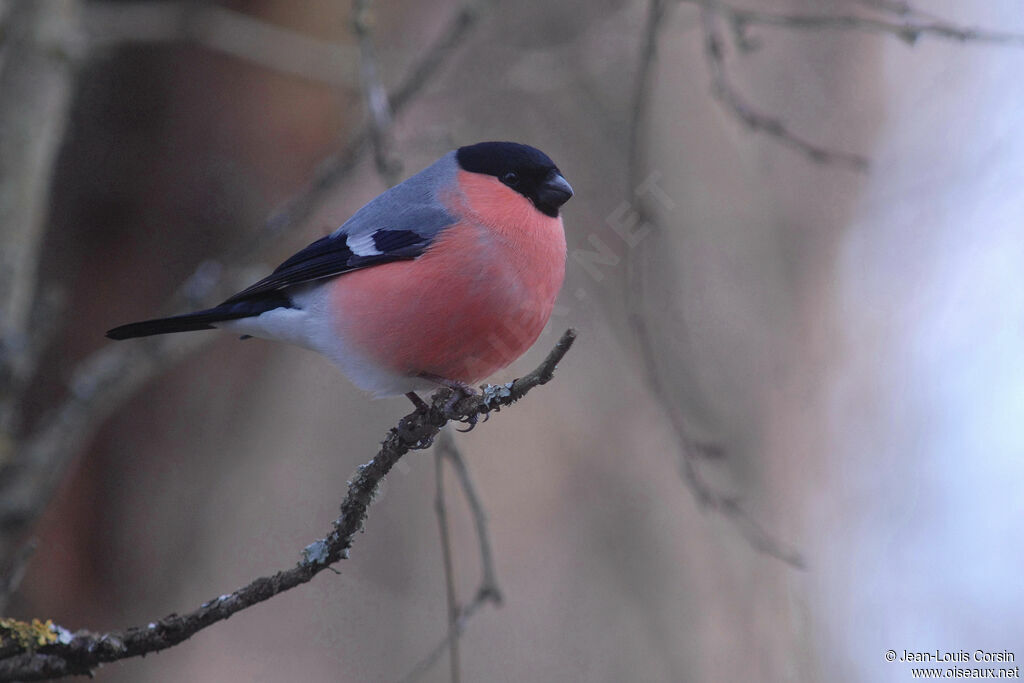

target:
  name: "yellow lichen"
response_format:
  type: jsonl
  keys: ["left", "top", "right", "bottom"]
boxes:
{"left": 0, "top": 618, "right": 58, "bottom": 650}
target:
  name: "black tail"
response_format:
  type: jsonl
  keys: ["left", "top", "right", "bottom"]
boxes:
{"left": 106, "top": 310, "right": 222, "bottom": 339}
{"left": 106, "top": 292, "right": 293, "bottom": 340}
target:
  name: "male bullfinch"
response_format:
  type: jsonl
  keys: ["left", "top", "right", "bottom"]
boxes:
{"left": 107, "top": 141, "right": 573, "bottom": 406}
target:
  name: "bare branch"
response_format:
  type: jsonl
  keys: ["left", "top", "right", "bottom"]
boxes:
{"left": 675, "top": 0, "right": 1024, "bottom": 170}
{"left": 84, "top": 2, "right": 357, "bottom": 88}
{"left": 721, "top": 4, "right": 1024, "bottom": 47}
{"left": 397, "top": 595, "right": 493, "bottom": 683}
{"left": 627, "top": 0, "right": 804, "bottom": 568}
{"left": 698, "top": 5, "right": 870, "bottom": 171}
{"left": 631, "top": 311, "right": 806, "bottom": 569}
{"left": 642, "top": 0, "right": 1023, "bottom": 565}
{"left": 0, "top": 0, "right": 489, "bottom": 570}
{"left": 0, "top": 538, "right": 36, "bottom": 615}
{"left": 388, "top": 1, "right": 483, "bottom": 115}
{"left": 627, "top": 0, "right": 669, "bottom": 188}
{"left": 352, "top": 0, "right": 402, "bottom": 185}
{"left": 0, "top": 1, "right": 82, "bottom": 442}
{"left": 402, "top": 430, "right": 503, "bottom": 683}
{"left": 0, "top": 330, "right": 576, "bottom": 681}
{"left": 852, "top": 0, "right": 914, "bottom": 17}
{"left": 437, "top": 433, "right": 502, "bottom": 605}
{"left": 433, "top": 437, "right": 461, "bottom": 683}
{"left": 651, "top": 1, "right": 1020, "bottom": 560}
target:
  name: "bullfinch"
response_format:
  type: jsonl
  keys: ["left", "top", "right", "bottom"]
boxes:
{"left": 107, "top": 141, "right": 573, "bottom": 406}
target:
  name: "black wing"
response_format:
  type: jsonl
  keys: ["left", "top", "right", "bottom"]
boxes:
{"left": 222, "top": 228, "right": 431, "bottom": 304}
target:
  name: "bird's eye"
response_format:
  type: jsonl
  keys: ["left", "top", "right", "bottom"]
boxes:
{"left": 501, "top": 171, "right": 520, "bottom": 187}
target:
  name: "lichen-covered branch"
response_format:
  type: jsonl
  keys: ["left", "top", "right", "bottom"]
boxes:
{"left": 0, "top": 330, "right": 575, "bottom": 682}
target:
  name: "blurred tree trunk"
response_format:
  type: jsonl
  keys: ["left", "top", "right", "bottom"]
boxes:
{"left": 0, "top": 0, "right": 81, "bottom": 568}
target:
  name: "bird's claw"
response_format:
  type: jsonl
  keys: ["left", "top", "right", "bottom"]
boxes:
{"left": 457, "top": 407, "right": 493, "bottom": 432}
{"left": 430, "top": 379, "right": 477, "bottom": 414}
{"left": 417, "top": 374, "right": 483, "bottom": 429}
{"left": 456, "top": 412, "right": 479, "bottom": 432}
{"left": 442, "top": 382, "right": 483, "bottom": 430}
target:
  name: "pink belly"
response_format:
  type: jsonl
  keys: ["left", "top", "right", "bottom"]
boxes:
{"left": 328, "top": 220, "right": 565, "bottom": 383}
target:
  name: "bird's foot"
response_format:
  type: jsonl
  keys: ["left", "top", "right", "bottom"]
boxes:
{"left": 419, "top": 374, "right": 481, "bottom": 430}
{"left": 440, "top": 380, "right": 477, "bottom": 418}
{"left": 456, "top": 412, "right": 479, "bottom": 433}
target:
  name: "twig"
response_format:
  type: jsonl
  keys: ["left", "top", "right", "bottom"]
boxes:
{"left": 627, "top": 0, "right": 804, "bottom": 568}
{"left": 433, "top": 438, "right": 461, "bottom": 683}
{"left": 0, "top": 538, "right": 36, "bottom": 615}
{"left": 632, "top": 313, "right": 805, "bottom": 569}
{"left": 721, "top": 4, "right": 1024, "bottom": 47}
{"left": 624, "top": 0, "right": 668, "bottom": 308}
{"left": 352, "top": 0, "right": 402, "bottom": 186}
{"left": 84, "top": 2, "right": 357, "bottom": 88}
{"left": 698, "top": 5, "right": 870, "bottom": 171}
{"left": 627, "top": 0, "right": 669, "bottom": 189}
{"left": 0, "top": 0, "right": 490, "bottom": 571}
{"left": 0, "top": 330, "right": 576, "bottom": 681}
{"left": 401, "top": 431, "right": 503, "bottom": 683}
{"left": 397, "top": 594, "right": 492, "bottom": 683}
{"left": 437, "top": 433, "right": 501, "bottom": 605}
{"left": 681, "top": 0, "right": 1024, "bottom": 170}
{"left": 853, "top": 0, "right": 914, "bottom": 18}
{"left": 388, "top": 1, "right": 483, "bottom": 115}
{"left": 0, "top": 2, "right": 81, "bottom": 445}
{"left": 648, "top": 0, "right": 1022, "bottom": 559}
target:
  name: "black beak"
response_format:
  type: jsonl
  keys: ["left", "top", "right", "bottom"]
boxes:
{"left": 534, "top": 171, "right": 574, "bottom": 217}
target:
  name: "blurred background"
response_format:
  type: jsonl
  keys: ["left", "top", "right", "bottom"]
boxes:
{"left": 1, "top": 0, "right": 1023, "bottom": 681}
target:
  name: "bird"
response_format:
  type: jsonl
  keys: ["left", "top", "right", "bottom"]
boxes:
{"left": 106, "top": 141, "right": 573, "bottom": 411}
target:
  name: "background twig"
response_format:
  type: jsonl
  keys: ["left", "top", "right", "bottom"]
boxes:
{"left": 352, "top": 0, "right": 402, "bottom": 185}
{"left": 433, "top": 436, "right": 461, "bottom": 683}
{"left": 718, "top": 3, "right": 1024, "bottom": 46}
{"left": 0, "top": 539, "right": 36, "bottom": 615}
{"left": 439, "top": 433, "right": 502, "bottom": 605}
{"left": 399, "top": 430, "right": 503, "bottom": 682}
{"left": 675, "top": 0, "right": 1024, "bottom": 170}
{"left": 698, "top": 5, "right": 870, "bottom": 171}
{"left": 0, "top": 1, "right": 81, "bottom": 454}
{"left": 627, "top": 0, "right": 804, "bottom": 568}
{"left": 618, "top": 0, "right": 1024, "bottom": 569}
{"left": 84, "top": 2, "right": 358, "bottom": 87}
